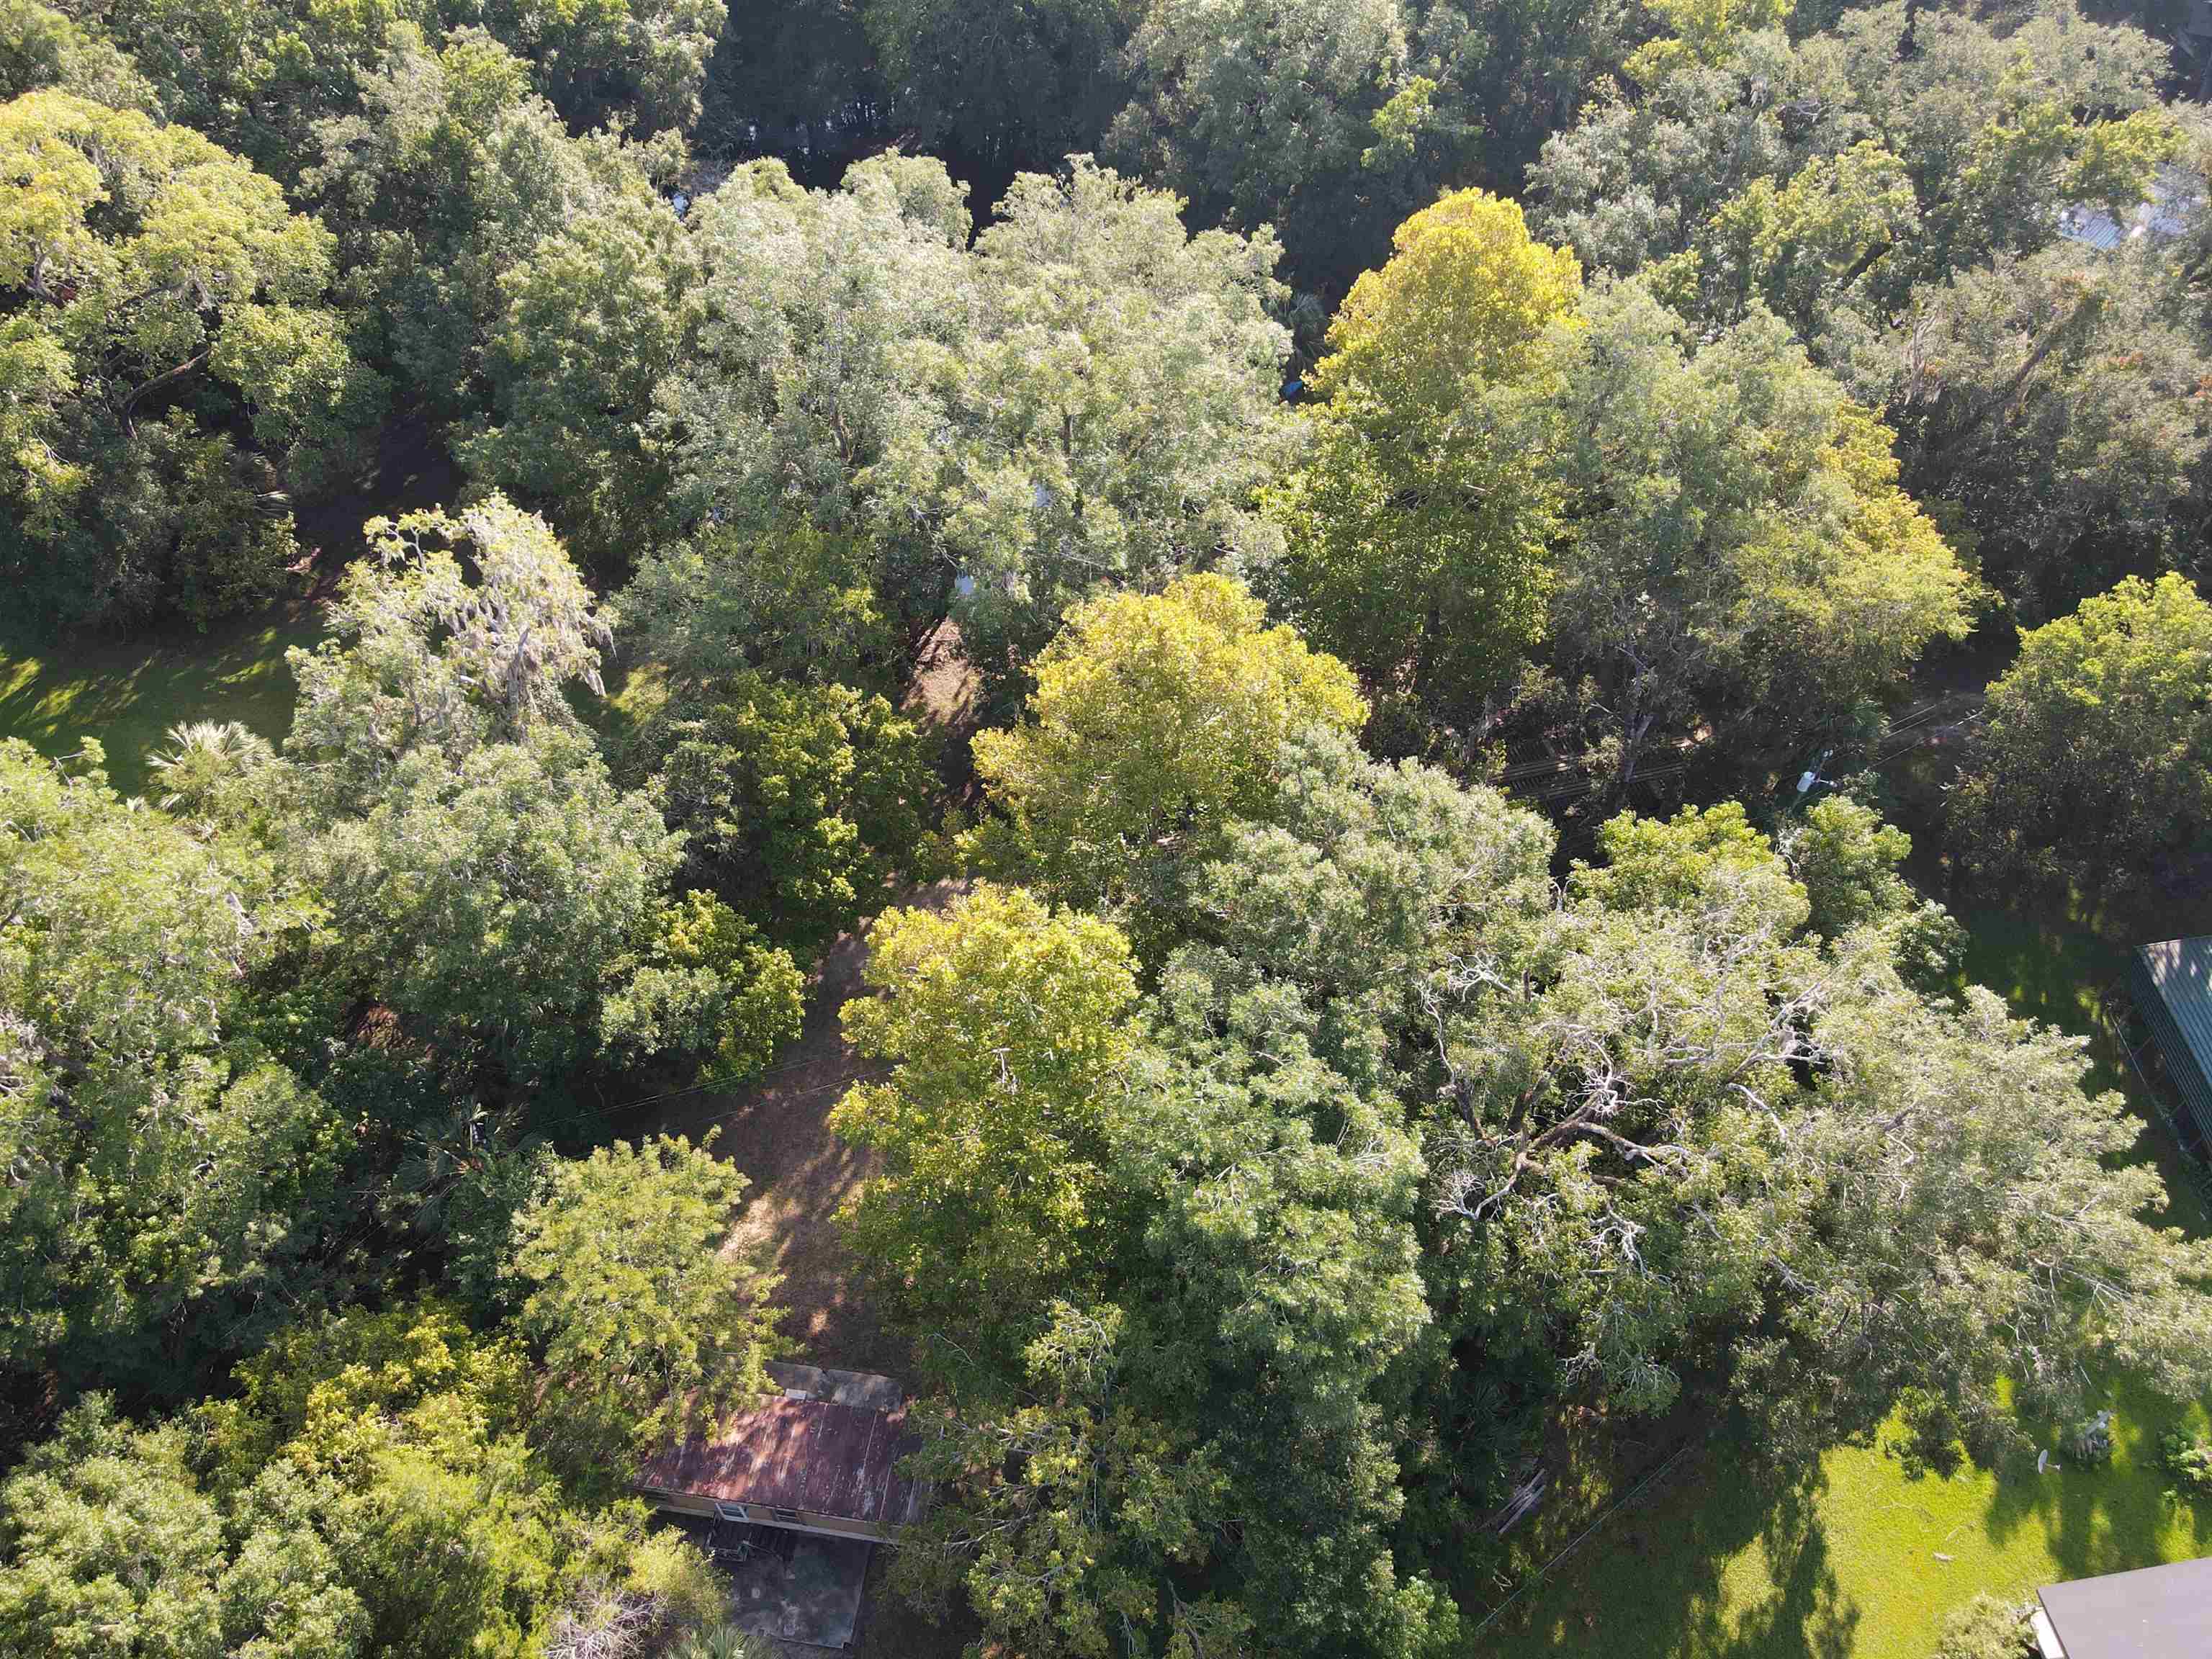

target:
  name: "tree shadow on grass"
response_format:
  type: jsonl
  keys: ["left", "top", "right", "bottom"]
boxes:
{"left": 1976, "top": 1374, "right": 2212, "bottom": 1585}
{"left": 0, "top": 607, "right": 322, "bottom": 794}
{"left": 1487, "top": 1448, "right": 1859, "bottom": 1659}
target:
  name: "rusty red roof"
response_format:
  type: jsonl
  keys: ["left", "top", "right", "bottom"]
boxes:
{"left": 638, "top": 1396, "right": 926, "bottom": 1528}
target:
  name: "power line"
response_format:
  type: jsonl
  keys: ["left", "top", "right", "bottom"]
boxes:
{"left": 1465, "top": 1439, "right": 1701, "bottom": 1643}
{"left": 1499, "top": 692, "right": 1984, "bottom": 808}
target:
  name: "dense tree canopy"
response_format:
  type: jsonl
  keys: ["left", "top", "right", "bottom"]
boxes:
{"left": 1952, "top": 572, "right": 2212, "bottom": 916}
{"left": 10, "top": 4, "right": 2212, "bottom": 1658}
{"left": 1529, "top": 0, "right": 2205, "bottom": 616}
{"left": 0, "top": 1303, "right": 738, "bottom": 1658}
{"left": 1, "top": 88, "right": 378, "bottom": 629}
{"left": 876, "top": 158, "right": 1295, "bottom": 678}
{"left": 1539, "top": 279, "right": 1974, "bottom": 794}
{"left": 839, "top": 592, "right": 2212, "bottom": 1657}
{"left": 0, "top": 740, "right": 344, "bottom": 1396}
{"left": 1106, "top": 0, "right": 1418, "bottom": 290}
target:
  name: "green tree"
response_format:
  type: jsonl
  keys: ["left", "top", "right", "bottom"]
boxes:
{"left": 0, "top": 740, "right": 349, "bottom": 1395}
{"left": 891, "top": 1304, "right": 1243, "bottom": 1659}
{"left": 831, "top": 885, "right": 1140, "bottom": 1359}
{"left": 1272, "top": 188, "right": 1581, "bottom": 742}
{"left": 1670, "top": 137, "right": 1919, "bottom": 345}
{"left": 1141, "top": 715, "right": 2209, "bottom": 1485}
{"left": 474, "top": 0, "right": 727, "bottom": 132}
{"left": 1179, "top": 723, "right": 1556, "bottom": 1086}
{"left": 0, "top": 88, "right": 378, "bottom": 631}
{"left": 1528, "top": 27, "right": 1830, "bottom": 285}
{"left": 641, "top": 670, "right": 930, "bottom": 948}
{"left": 971, "top": 573, "right": 1367, "bottom": 936}
{"left": 300, "top": 30, "right": 676, "bottom": 419}
{"left": 282, "top": 499, "right": 782, "bottom": 1081}
{"left": 1529, "top": 0, "right": 2176, "bottom": 342}
{"left": 305, "top": 729, "right": 683, "bottom": 1078}
{"left": 1105, "top": 0, "right": 1416, "bottom": 292}
{"left": 463, "top": 191, "right": 700, "bottom": 568}
{"left": 1405, "top": 0, "right": 1637, "bottom": 215}
{"left": 1118, "top": 965, "right": 1448, "bottom": 1659}
{"left": 860, "top": 0, "right": 1133, "bottom": 167}
{"left": 1622, "top": 0, "right": 1787, "bottom": 84}
{"left": 145, "top": 718, "right": 279, "bottom": 828}
{"left": 506, "top": 1137, "right": 781, "bottom": 1481}
{"left": 1933, "top": 1595, "right": 2033, "bottom": 1659}
{"left": 701, "top": 0, "right": 879, "bottom": 156}
{"left": 1883, "top": 246, "right": 2212, "bottom": 621}
{"left": 665, "top": 151, "right": 971, "bottom": 550}
{"left": 891, "top": 917, "right": 1455, "bottom": 1659}
{"left": 95, "top": 0, "right": 424, "bottom": 179}
{"left": 95, "top": 0, "right": 719, "bottom": 181}
{"left": 1779, "top": 792, "right": 1921, "bottom": 943}
{"left": 877, "top": 159, "right": 1294, "bottom": 679}
{"left": 621, "top": 516, "right": 903, "bottom": 694}
{"left": 0, "top": 1398, "right": 333, "bottom": 1659}
{"left": 1951, "top": 572, "right": 2212, "bottom": 915}
{"left": 0, "top": 0, "right": 150, "bottom": 104}
{"left": 1539, "top": 281, "right": 1972, "bottom": 796}
{"left": 1424, "top": 799, "right": 2212, "bottom": 1452}
{"left": 285, "top": 498, "right": 614, "bottom": 801}
{"left": 597, "top": 891, "right": 807, "bottom": 1084}
{"left": 195, "top": 1299, "right": 734, "bottom": 1659}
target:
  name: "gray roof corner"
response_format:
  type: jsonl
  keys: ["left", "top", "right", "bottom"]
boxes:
{"left": 2136, "top": 937, "right": 2212, "bottom": 1135}
{"left": 2036, "top": 1557, "right": 2212, "bottom": 1659}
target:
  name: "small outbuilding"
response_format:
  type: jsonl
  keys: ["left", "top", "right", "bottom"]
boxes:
{"left": 2131, "top": 937, "right": 2212, "bottom": 1150}
{"left": 637, "top": 1362, "right": 927, "bottom": 1544}
{"left": 2033, "top": 1557, "right": 2212, "bottom": 1659}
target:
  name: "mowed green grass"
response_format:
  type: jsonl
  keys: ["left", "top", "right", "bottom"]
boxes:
{"left": 0, "top": 603, "right": 323, "bottom": 798}
{"left": 1480, "top": 892, "right": 2212, "bottom": 1659}
{"left": 1485, "top": 1375, "right": 2212, "bottom": 1659}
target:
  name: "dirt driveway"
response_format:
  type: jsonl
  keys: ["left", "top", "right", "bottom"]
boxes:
{"left": 648, "top": 881, "right": 963, "bottom": 1380}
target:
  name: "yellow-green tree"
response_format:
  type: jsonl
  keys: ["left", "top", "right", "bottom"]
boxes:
{"left": 1, "top": 88, "right": 377, "bottom": 630}
{"left": 505, "top": 1136, "right": 781, "bottom": 1483}
{"left": 830, "top": 885, "right": 1139, "bottom": 1364}
{"left": 1272, "top": 189, "right": 1580, "bottom": 744}
{"left": 1624, "top": 0, "right": 1788, "bottom": 84}
{"left": 971, "top": 572, "right": 1365, "bottom": 934}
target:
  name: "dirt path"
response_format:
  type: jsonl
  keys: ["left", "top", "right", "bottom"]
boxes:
{"left": 648, "top": 881, "right": 963, "bottom": 1379}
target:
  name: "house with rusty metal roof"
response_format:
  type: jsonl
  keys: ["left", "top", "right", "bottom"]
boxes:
{"left": 637, "top": 1362, "right": 928, "bottom": 1544}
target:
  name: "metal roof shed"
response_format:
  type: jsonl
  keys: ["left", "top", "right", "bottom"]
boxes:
{"left": 637, "top": 1364, "right": 927, "bottom": 1543}
{"left": 2035, "top": 1557, "right": 2212, "bottom": 1659}
{"left": 2132, "top": 938, "right": 2212, "bottom": 1148}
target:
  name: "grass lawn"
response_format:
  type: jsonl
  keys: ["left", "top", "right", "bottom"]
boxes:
{"left": 0, "top": 421, "right": 457, "bottom": 797}
{"left": 1485, "top": 1374, "right": 2211, "bottom": 1659}
{"left": 1479, "top": 871, "right": 2212, "bottom": 1658}
{"left": 0, "top": 601, "right": 323, "bottom": 798}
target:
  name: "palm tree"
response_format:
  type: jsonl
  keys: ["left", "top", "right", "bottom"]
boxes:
{"left": 146, "top": 719, "right": 274, "bottom": 815}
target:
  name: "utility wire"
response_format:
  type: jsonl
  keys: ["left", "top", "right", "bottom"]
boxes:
{"left": 1465, "top": 1439, "right": 1701, "bottom": 1643}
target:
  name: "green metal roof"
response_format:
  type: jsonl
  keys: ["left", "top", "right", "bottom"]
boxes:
{"left": 2134, "top": 936, "right": 2212, "bottom": 1145}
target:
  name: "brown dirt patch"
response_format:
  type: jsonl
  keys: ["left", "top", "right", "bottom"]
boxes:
{"left": 647, "top": 881, "right": 966, "bottom": 1380}
{"left": 902, "top": 617, "right": 979, "bottom": 732}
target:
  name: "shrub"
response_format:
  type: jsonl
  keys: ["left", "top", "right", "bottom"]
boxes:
{"left": 1933, "top": 1593, "right": 2031, "bottom": 1659}
{"left": 2160, "top": 1429, "right": 2212, "bottom": 1497}
{"left": 1887, "top": 1387, "right": 1965, "bottom": 1479}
